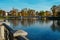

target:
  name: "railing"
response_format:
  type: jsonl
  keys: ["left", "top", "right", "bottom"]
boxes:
{"left": 2, "top": 23, "right": 29, "bottom": 40}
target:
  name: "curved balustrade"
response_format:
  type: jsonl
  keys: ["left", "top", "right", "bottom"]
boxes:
{"left": 1, "top": 23, "right": 29, "bottom": 40}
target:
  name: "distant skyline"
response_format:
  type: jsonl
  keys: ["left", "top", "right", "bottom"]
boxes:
{"left": 0, "top": 0, "right": 60, "bottom": 11}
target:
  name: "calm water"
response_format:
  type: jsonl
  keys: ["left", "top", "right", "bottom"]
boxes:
{"left": 7, "top": 19, "right": 60, "bottom": 40}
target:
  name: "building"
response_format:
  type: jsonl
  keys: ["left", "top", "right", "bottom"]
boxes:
{"left": 44, "top": 11, "right": 52, "bottom": 17}
{"left": 18, "top": 12, "right": 22, "bottom": 16}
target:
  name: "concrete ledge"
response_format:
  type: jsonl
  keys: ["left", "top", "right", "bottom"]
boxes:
{"left": 14, "top": 30, "right": 28, "bottom": 37}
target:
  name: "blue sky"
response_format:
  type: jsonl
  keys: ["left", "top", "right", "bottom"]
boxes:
{"left": 0, "top": 0, "right": 60, "bottom": 11}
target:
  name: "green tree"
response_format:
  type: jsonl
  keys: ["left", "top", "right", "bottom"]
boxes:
{"left": 51, "top": 5, "right": 56, "bottom": 16}
{"left": 38, "top": 11, "right": 45, "bottom": 17}
{"left": 0, "top": 10, "right": 5, "bottom": 17}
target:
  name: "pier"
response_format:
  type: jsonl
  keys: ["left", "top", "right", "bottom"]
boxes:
{"left": 0, "top": 22, "right": 29, "bottom": 40}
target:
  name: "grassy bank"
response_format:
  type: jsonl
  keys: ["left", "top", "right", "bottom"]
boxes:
{"left": 0, "top": 17, "right": 4, "bottom": 19}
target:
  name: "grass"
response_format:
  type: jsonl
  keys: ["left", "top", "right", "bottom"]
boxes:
{"left": 0, "top": 17, "right": 5, "bottom": 19}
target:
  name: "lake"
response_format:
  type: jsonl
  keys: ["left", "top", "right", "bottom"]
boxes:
{"left": 6, "top": 18, "right": 60, "bottom": 40}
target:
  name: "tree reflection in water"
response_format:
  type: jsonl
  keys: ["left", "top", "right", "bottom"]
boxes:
{"left": 8, "top": 18, "right": 60, "bottom": 32}
{"left": 51, "top": 20, "right": 60, "bottom": 32}
{"left": 8, "top": 18, "right": 37, "bottom": 27}
{"left": 21, "top": 18, "right": 37, "bottom": 27}
{"left": 8, "top": 19, "right": 20, "bottom": 27}
{"left": 8, "top": 18, "right": 51, "bottom": 27}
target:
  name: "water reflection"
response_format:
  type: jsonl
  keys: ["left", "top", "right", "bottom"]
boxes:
{"left": 6, "top": 18, "right": 60, "bottom": 40}
{"left": 8, "top": 18, "right": 51, "bottom": 26}
{"left": 51, "top": 20, "right": 60, "bottom": 32}
{"left": 20, "top": 19, "right": 37, "bottom": 27}
{"left": 7, "top": 18, "right": 60, "bottom": 32}
{"left": 8, "top": 19, "right": 20, "bottom": 26}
